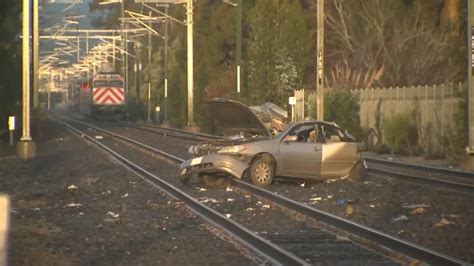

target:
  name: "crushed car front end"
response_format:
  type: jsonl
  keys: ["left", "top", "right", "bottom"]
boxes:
{"left": 180, "top": 153, "right": 251, "bottom": 180}
{"left": 180, "top": 98, "right": 275, "bottom": 180}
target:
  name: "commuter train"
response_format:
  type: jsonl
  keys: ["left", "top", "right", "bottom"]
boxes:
{"left": 77, "top": 72, "right": 126, "bottom": 120}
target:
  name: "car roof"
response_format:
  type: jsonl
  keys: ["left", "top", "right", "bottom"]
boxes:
{"left": 292, "top": 120, "right": 340, "bottom": 128}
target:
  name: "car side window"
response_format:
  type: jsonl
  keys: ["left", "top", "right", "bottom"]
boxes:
{"left": 320, "top": 125, "right": 344, "bottom": 143}
{"left": 287, "top": 124, "right": 317, "bottom": 143}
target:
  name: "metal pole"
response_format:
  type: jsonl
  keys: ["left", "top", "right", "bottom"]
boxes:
{"left": 18, "top": 0, "right": 36, "bottom": 159}
{"left": 148, "top": 11, "right": 152, "bottom": 76}
{"left": 86, "top": 31, "right": 89, "bottom": 54}
{"left": 121, "top": 0, "right": 127, "bottom": 118}
{"left": 164, "top": 5, "right": 169, "bottom": 123}
{"left": 134, "top": 60, "right": 138, "bottom": 103}
{"left": 148, "top": 10, "right": 153, "bottom": 121}
{"left": 113, "top": 37, "right": 116, "bottom": 70}
{"left": 147, "top": 82, "right": 151, "bottom": 122}
{"left": 125, "top": 24, "right": 129, "bottom": 101}
{"left": 236, "top": 0, "right": 242, "bottom": 94}
{"left": 186, "top": 0, "right": 195, "bottom": 127}
{"left": 9, "top": 131, "right": 13, "bottom": 147}
{"left": 22, "top": 0, "right": 31, "bottom": 141}
{"left": 468, "top": 1, "right": 474, "bottom": 154}
{"left": 316, "top": 0, "right": 324, "bottom": 121}
{"left": 291, "top": 104, "right": 295, "bottom": 122}
{"left": 33, "top": 0, "right": 39, "bottom": 109}
{"left": 77, "top": 36, "right": 80, "bottom": 62}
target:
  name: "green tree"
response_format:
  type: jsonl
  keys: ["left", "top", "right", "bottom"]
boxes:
{"left": 324, "top": 89, "right": 361, "bottom": 138}
{"left": 247, "top": 0, "right": 314, "bottom": 107}
{"left": 0, "top": 0, "right": 21, "bottom": 138}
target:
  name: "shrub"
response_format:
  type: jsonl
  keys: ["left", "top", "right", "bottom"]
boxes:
{"left": 126, "top": 95, "right": 146, "bottom": 121}
{"left": 324, "top": 89, "right": 362, "bottom": 139}
{"left": 383, "top": 114, "right": 418, "bottom": 155}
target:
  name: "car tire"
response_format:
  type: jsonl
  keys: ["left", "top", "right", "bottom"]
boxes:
{"left": 249, "top": 156, "right": 274, "bottom": 187}
{"left": 200, "top": 174, "right": 229, "bottom": 189}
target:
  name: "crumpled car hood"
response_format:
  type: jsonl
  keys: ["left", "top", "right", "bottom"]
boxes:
{"left": 189, "top": 135, "right": 268, "bottom": 156}
{"left": 250, "top": 102, "right": 288, "bottom": 132}
{"left": 206, "top": 98, "right": 272, "bottom": 137}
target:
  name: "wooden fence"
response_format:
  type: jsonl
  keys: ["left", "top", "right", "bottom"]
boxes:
{"left": 300, "top": 83, "right": 464, "bottom": 143}
{"left": 352, "top": 83, "right": 464, "bottom": 135}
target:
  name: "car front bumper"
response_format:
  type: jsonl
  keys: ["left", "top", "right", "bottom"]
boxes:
{"left": 180, "top": 154, "right": 249, "bottom": 179}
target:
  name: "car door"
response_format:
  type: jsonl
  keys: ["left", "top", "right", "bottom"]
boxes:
{"left": 278, "top": 123, "right": 322, "bottom": 178}
{"left": 319, "top": 124, "right": 357, "bottom": 177}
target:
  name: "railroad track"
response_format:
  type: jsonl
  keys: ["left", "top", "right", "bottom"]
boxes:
{"left": 55, "top": 115, "right": 466, "bottom": 265}
{"left": 117, "top": 120, "right": 474, "bottom": 195}
{"left": 364, "top": 157, "right": 474, "bottom": 194}
{"left": 60, "top": 113, "right": 474, "bottom": 194}
{"left": 116, "top": 121, "right": 221, "bottom": 141}
{"left": 113, "top": 118, "right": 474, "bottom": 195}
{"left": 57, "top": 117, "right": 305, "bottom": 265}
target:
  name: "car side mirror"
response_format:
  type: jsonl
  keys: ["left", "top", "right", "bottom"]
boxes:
{"left": 283, "top": 135, "right": 298, "bottom": 142}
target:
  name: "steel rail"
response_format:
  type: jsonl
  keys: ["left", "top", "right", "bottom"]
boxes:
{"left": 365, "top": 157, "right": 474, "bottom": 194}
{"left": 117, "top": 121, "right": 221, "bottom": 141}
{"left": 368, "top": 168, "right": 474, "bottom": 194}
{"left": 231, "top": 179, "right": 465, "bottom": 266}
{"left": 57, "top": 118, "right": 308, "bottom": 266}
{"left": 58, "top": 116, "right": 467, "bottom": 265}
{"left": 365, "top": 156, "right": 474, "bottom": 179}
{"left": 121, "top": 122, "right": 222, "bottom": 139}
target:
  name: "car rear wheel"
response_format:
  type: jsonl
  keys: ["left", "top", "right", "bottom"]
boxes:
{"left": 249, "top": 156, "right": 274, "bottom": 187}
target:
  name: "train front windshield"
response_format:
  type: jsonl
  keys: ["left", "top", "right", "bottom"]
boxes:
{"left": 109, "top": 80, "right": 123, "bottom": 88}
{"left": 93, "top": 80, "right": 123, "bottom": 88}
{"left": 93, "top": 81, "right": 108, "bottom": 88}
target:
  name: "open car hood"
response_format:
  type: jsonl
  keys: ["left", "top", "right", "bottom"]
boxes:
{"left": 206, "top": 98, "right": 272, "bottom": 137}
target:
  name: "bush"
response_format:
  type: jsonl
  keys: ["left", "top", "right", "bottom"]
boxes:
{"left": 383, "top": 114, "right": 418, "bottom": 155}
{"left": 324, "top": 89, "right": 361, "bottom": 139}
{"left": 126, "top": 95, "right": 147, "bottom": 121}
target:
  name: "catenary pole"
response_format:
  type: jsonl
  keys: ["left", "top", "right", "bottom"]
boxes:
{"left": 164, "top": 5, "right": 169, "bottom": 123}
{"left": 186, "top": 0, "right": 195, "bottom": 127}
{"left": 33, "top": 0, "right": 39, "bottom": 109}
{"left": 236, "top": 0, "right": 242, "bottom": 94}
{"left": 468, "top": 1, "right": 474, "bottom": 154}
{"left": 18, "top": 0, "right": 37, "bottom": 159}
{"left": 316, "top": 0, "right": 324, "bottom": 121}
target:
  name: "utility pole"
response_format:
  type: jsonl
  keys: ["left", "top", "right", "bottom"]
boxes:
{"left": 33, "top": 0, "right": 39, "bottom": 109}
{"left": 236, "top": 0, "right": 242, "bottom": 94}
{"left": 125, "top": 24, "right": 129, "bottom": 101}
{"left": 134, "top": 42, "right": 141, "bottom": 103}
{"left": 164, "top": 5, "right": 169, "bottom": 124}
{"left": 18, "top": 0, "right": 36, "bottom": 159}
{"left": 112, "top": 37, "right": 116, "bottom": 69}
{"left": 147, "top": 10, "right": 152, "bottom": 123}
{"left": 316, "top": 0, "right": 324, "bottom": 121}
{"left": 186, "top": 0, "right": 195, "bottom": 128}
{"left": 77, "top": 37, "right": 81, "bottom": 62}
{"left": 467, "top": 1, "right": 474, "bottom": 155}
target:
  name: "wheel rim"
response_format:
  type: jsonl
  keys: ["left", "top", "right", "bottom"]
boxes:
{"left": 255, "top": 163, "right": 271, "bottom": 184}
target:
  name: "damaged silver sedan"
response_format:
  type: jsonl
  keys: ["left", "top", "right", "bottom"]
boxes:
{"left": 180, "top": 99, "right": 366, "bottom": 187}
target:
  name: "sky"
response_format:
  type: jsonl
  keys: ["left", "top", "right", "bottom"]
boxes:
{"left": 41, "top": 0, "right": 95, "bottom": 29}
{"left": 40, "top": 0, "right": 104, "bottom": 66}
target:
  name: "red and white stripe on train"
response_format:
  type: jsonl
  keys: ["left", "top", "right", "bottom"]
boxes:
{"left": 92, "top": 74, "right": 125, "bottom": 105}
{"left": 78, "top": 73, "right": 126, "bottom": 119}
